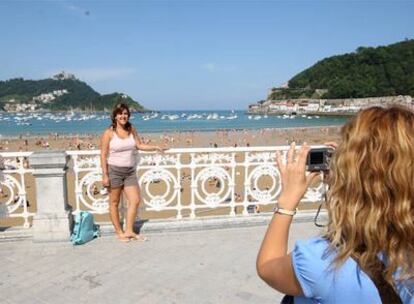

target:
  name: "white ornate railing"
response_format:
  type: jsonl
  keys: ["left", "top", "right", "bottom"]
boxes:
{"left": 67, "top": 146, "right": 326, "bottom": 220}
{"left": 0, "top": 152, "right": 34, "bottom": 228}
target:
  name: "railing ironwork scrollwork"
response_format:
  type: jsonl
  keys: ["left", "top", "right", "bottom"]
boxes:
{"left": 67, "top": 146, "right": 327, "bottom": 220}
{"left": 0, "top": 152, "right": 34, "bottom": 227}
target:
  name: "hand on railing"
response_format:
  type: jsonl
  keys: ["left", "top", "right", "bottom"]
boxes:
{"left": 0, "top": 155, "right": 5, "bottom": 170}
{"left": 155, "top": 145, "right": 169, "bottom": 153}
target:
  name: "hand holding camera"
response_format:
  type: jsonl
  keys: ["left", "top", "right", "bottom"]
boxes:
{"left": 275, "top": 142, "right": 321, "bottom": 210}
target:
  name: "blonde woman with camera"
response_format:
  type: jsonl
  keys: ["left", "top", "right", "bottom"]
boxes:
{"left": 257, "top": 105, "right": 414, "bottom": 303}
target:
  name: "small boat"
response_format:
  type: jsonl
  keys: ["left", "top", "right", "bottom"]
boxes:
{"left": 206, "top": 113, "right": 219, "bottom": 120}
{"left": 226, "top": 114, "right": 238, "bottom": 120}
{"left": 168, "top": 114, "right": 179, "bottom": 120}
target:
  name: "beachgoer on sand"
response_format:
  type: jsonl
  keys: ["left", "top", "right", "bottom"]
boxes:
{"left": 100, "top": 102, "right": 168, "bottom": 243}
{"left": 257, "top": 105, "right": 414, "bottom": 303}
{"left": 0, "top": 154, "right": 5, "bottom": 185}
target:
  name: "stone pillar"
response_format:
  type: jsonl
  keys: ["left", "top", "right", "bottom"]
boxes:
{"left": 30, "top": 151, "right": 71, "bottom": 242}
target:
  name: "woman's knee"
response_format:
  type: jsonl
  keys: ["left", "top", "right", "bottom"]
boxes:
{"left": 109, "top": 194, "right": 121, "bottom": 207}
{"left": 109, "top": 199, "right": 120, "bottom": 207}
{"left": 129, "top": 198, "right": 140, "bottom": 207}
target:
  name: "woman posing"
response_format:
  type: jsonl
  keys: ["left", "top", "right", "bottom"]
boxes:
{"left": 101, "top": 103, "right": 166, "bottom": 242}
{"left": 257, "top": 105, "right": 414, "bottom": 303}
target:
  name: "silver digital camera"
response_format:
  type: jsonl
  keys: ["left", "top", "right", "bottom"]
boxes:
{"left": 306, "top": 148, "right": 334, "bottom": 172}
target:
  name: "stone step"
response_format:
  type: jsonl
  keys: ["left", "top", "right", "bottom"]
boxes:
{"left": 0, "top": 210, "right": 327, "bottom": 242}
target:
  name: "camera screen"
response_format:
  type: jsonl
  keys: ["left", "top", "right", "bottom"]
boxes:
{"left": 309, "top": 151, "right": 324, "bottom": 165}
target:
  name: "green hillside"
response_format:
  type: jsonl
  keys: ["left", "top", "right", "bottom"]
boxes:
{"left": 92, "top": 93, "right": 145, "bottom": 112}
{"left": 0, "top": 73, "right": 147, "bottom": 111}
{"left": 270, "top": 39, "right": 414, "bottom": 100}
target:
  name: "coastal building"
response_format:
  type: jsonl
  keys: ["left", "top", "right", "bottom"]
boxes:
{"left": 2, "top": 90, "right": 71, "bottom": 112}
{"left": 33, "top": 93, "right": 55, "bottom": 103}
{"left": 249, "top": 95, "right": 413, "bottom": 115}
{"left": 3, "top": 102, "right": 38, "bottom": 112}
{"left": 32, "top": 89, "right": 69, "bottom": 104}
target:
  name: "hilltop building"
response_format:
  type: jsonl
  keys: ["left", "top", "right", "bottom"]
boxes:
{"left": 52, "top": 71, "right": 76, "bottom": 81}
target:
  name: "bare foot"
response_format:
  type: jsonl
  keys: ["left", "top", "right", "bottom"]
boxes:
{"left": 124, "top": 233, "right": 149, "bottom": 242}
{"left": 116, "top": 233, "right": 130, "bottom": 243}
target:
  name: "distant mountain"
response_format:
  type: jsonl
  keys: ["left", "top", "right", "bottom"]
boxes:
{"left": 0, "top": 72, "right": 147, "bottom": 112}
{"left": 269, "top": 39, "right": 414, "bottom": 100}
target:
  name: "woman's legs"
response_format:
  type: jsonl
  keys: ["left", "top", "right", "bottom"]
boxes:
{"left": 123, "top": 185, "right": 147, "bottom": 240}
{"left": 109, "top": 186, "right": 129, "bottom": 241}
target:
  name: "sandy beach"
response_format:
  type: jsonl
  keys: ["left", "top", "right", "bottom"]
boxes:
{"left": 0, "top": 125, "right": 342, "bottom": 152}
{"left": 0, "top": 126, "right": 342, "bottom": 227}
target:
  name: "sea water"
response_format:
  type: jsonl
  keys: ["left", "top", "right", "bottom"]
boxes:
{"left": 0, "top": 110, "right": 349, "bottom": 137}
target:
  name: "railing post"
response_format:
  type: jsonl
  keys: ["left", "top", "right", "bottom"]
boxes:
{"left": 29, "top": 151, "right": 71, "bottom": 242}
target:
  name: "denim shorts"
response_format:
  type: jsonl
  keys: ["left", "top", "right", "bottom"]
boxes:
{"left": 108, "top": 165, "right": 138, "bottom": 188}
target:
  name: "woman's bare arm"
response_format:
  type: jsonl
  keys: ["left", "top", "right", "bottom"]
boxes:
{"left": 100, "top": 129, "right": 111, "bottom": 186}
{"left": 256, "top": 143, "right": 319, "bottom": 295}
{"left": 256, "top": 210, "right": 303, "bottom": 295}
{"left": 132, "top": 128, "right": 167, "bottom": 152}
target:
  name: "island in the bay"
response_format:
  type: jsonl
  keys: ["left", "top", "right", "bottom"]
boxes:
{"left": 0, "top": 71, "right": 147, "bottom": 112}
{"left": 249, "top": 39, "right": 414, "bottom": 115}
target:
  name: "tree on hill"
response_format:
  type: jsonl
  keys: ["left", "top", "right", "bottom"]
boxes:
{"left": 94, "top": 93, "right": 146, "bottom": 112}
{"left": 285, "top": 39, "right": 414, "bottom": 99}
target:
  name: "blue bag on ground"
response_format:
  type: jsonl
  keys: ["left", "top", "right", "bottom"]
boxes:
{"left": 70, "top": 211, "right": 100, "bottom": 245}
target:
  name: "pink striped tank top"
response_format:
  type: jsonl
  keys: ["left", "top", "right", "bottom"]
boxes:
{"left": 108, "top": 132, "right": 137, "bottom": 167}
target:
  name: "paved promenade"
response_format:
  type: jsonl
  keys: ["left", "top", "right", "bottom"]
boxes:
{"left": 0, "top": 221, "right": 321, "bottom": 304}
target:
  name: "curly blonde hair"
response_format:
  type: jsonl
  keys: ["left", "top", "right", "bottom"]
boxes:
{"left": 325, "top": 105, "right": 414, "bottom": 286}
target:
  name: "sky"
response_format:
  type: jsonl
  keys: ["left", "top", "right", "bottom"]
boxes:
{"left": 0, "top": 0, "right": 413, "bottom": 110}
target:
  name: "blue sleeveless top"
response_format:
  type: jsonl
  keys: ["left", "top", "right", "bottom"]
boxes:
{"left": 291, "top": 237, "right": 414, "bottom": 304}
